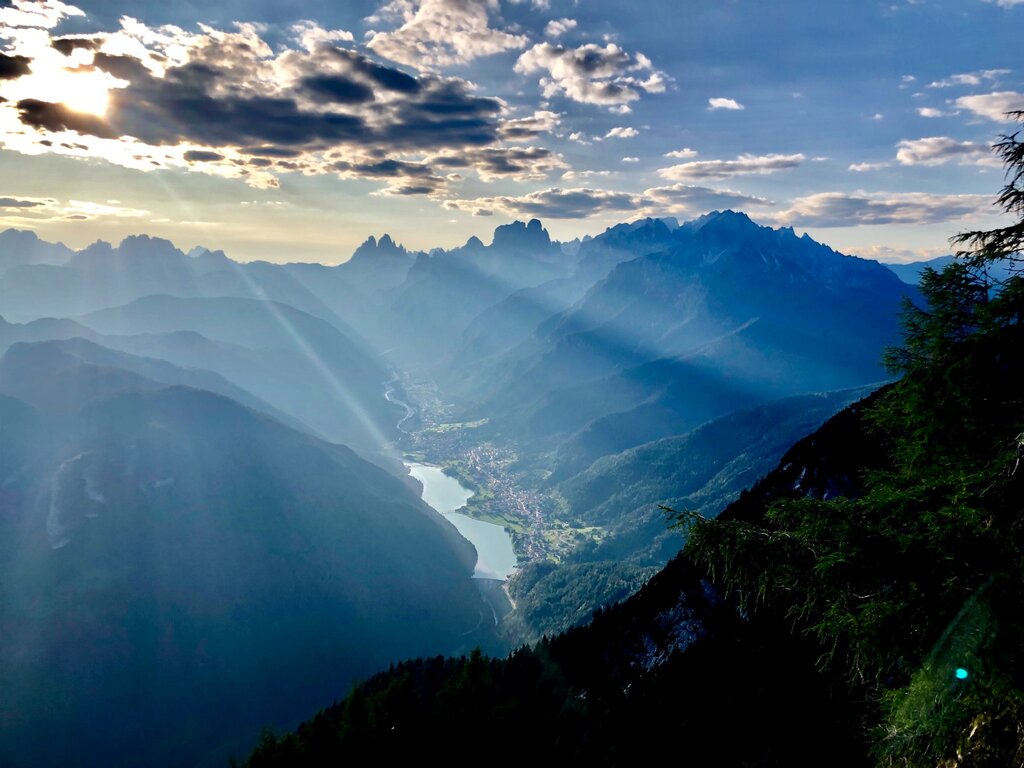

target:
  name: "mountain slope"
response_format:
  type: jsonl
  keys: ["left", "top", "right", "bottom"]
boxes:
{"left": 468, "top": 212, "right": 911, "bottom": 466}
{"left": 0, "top": 346, "right": 494, "bottom": 768}
{"left": 0, "top": 228, "right": 73, "bottom": 278}
{"left": 0, "top": 337, "right": 307, "bottom": 430}
{"left": 78, "top": 294, "right": 396, "bottom": 448}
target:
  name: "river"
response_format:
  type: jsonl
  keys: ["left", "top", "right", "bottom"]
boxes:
{"left": 406, "top": 462, "right": 517, "bottom": 582}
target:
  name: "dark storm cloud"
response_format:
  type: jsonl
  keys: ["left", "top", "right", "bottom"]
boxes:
{"left": 0, "top": 196, "right": 46, "bottom": 208}
{"left": 47, "top": 44, "right": 502, "bottom": 153}
{"left": 429, "top": 146, "right": 565, "bottom": 180}
{"left": 17, "top": 98, "right": 120, "bottom": 138}
{"left": 241, "top": 146, "right": 304, "bottom": 158}
{"left": 331, "top": 156, "right": 445, "bottom": 194}
{"left": 51, "top": 37, "right": 102, "bottom": 56}
{"left": 320, "top": 47, "right": 421, "bottom": 94}
{"left": 300, "top": 74, "right": 375, "bottom": 104}
{"left": 0, "top": 52, "right": 31, "bottom": 79}
{"left": 183, "top": 150, "right": 225, "bottom": 162}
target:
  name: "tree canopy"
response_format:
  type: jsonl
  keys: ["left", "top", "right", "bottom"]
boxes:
{"left": 682, "top": 111, "right": 1024, "bottom": 766}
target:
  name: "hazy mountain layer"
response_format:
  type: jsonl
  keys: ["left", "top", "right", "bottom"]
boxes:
{"left": 0, "top": 342, "right": 492, "bottom": 768}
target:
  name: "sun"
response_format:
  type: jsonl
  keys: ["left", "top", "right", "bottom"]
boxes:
{"left": 42, "top": 70, "right": 113, "bottom": 116}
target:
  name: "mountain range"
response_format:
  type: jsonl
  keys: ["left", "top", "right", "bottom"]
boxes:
{"left": 0, "top": 212, "right": 933, "bottom": 766}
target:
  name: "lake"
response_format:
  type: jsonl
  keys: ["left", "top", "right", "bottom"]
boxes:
{"left": 406, "top": 462, "right": 517, "bottom": 581}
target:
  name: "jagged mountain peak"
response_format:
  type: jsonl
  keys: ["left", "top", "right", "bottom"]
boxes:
{"left": 349, "top": 232, "right": 409, "bottom": 263}
{"left": 491, "top": 218, "right": 553, "bottom": 251}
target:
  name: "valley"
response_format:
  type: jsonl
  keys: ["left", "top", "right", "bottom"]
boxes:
{"left": 389, "top": 373, "right": 608, "bottom": 576}
{"left": 0, "top": 210, "right": 965, "bottom": 764}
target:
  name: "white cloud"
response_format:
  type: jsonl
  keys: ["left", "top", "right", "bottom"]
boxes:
{"left": 849, "top": 161, "right": 891, "bottom": 172}
{"left": 544, "top": 18, "right": 577, "bottom": 38}
{"left": 0, "top": 13, "right": 550, "bottom": 195}
{"left": 366, "top": 0, "right": 528, "bottom": 69}
{"left": 0, "top": 194, "right": 148, "bottom": 222}
{"left": 955, "top": 91, "right": 1024, "bottom": 121}
{"left": 642, "top": 183, "right": 772, "bottom": 212}
{"left": 0, "top": 0, "right": 82, "bottom": 29}
{"left": 895, "top": 136, "right": 995, "bottom": 166}
{"left": 773, "top": 190, "right": 991, "bottom": 227}
{"left": 499, "top": 110, "right": 561, "bottom": 141}
{"left": 928, "top": 69, "right": 1011, "bottom": 88}
{"left": 659, "top": 152, "right": 805, "bottom": 181}
{"left": 514, "top": 42, "right": 667, "bottom": 109}
{"left": 708, "top": 97, "right": 744, "bottom": 110}
{"left": 444, "top": 186, "right": 646, "bottom": 218}
{"left": 916, "top": 107, "right": 947, "bottom": 118}
{"left": 561, "top": 169, "right": 612, "bottom": 180}
{"left": 621, "top": 156, "right": 639, "bottom": 162}
{"left": 605, "top": 126, "right": 638, "bottom": 139}
{"left": 291, "top": 21, "right": 354, "bottom": 51}
{"left": 664, "top": 148, "right": 698, "bottom": 159}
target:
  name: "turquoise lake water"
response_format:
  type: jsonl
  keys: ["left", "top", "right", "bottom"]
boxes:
{"left": 406, "top": 462, "right": 517, "bottom": 581}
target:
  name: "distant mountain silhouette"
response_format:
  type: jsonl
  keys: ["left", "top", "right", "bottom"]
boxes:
{"left": 0, "top": 232, "right": 346, "bottom": 326}
{"left": 883, "top": 254, "right": 1015, "bottom": 285}
{"left": 78, "top": 295, "right": 396, "bottom": 448}
{"left": 0, "top": 228, "right": 73, "bottom": 277}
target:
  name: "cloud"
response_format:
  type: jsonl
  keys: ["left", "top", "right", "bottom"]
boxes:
{"left": 664, "top": 147, "right": 698, "bottom": 159}
{"left": 772, "top": 191, "right": 991, "bottom": 227}
{"left": 427, "top": 145, "right": 566, "bottom": 181}
{"left": 848, "top": 161, "right": 891, "bottom": 172}
{"left": 658, "top": 152, "right": 805, "bottom": 181}
{"left": 621, "top": 156, "right": 638, "bottom": 162}
{"left": 984, "top": 0, "right": 1024, "bottom": 5}
{"left": 498, "top": 110, "right": 560, "bottom": 141}
{"left": 366, "top": 0, "right": 528, "bottom": 69}
{"left": 642, "top": 183, "right": 772, "bottom": 212}
{"left": 955, "top": 91, "right": 1024, "bottom": 121}
{"left": 708, "top": 97, "right": 743, "bottom": 110}
{"left": 605, "top": 126, "right": 638, "bottom": 139}
{"left": 0, "top": 194, "right": 54, "bottom": 209}
{"left": 0, "top": 53, "right": 32, "bottom": 80}
{"left": 290, "top": 21, "right": 354, "bottom": 51}
{"left": 182, "top": 150, "right": 225, "bottom": 162}
{"left": 444, "top": 186, "right": 646, "bottom": 218}
{"left": 444, "top": 182, "right": 774, "bottom": 220}
{"left": 847, "top": 243, "right": 951, "bottom": 263}
{"left": 0, "top": 13, "right": 570, "bottom": 194}
{"left": 916, "top": 107, "right": 948, "bottom": 118}
{"left": 895, "top": 136, "right": 995, "bottom": 166}
{"left": 0, "top": 193, "right": 148, "bottom": 221}
{"left": 561, "top": 169, "right": 612, "bottom": 180}
{"left": 928, "top": 69, "right": 1010, "bottom": 88}
{"left": 0, "top": 1, "right": 83, "bottom": 29}
{"left": 514, "top": 42, "right": 667, "bottom": 109}
{"left": 544, "top": 18, "right": 577, "bottom": 38}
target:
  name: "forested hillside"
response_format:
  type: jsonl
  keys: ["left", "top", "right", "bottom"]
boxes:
{"left": 238, "top": 115, "right": 1024, "bottom": 768}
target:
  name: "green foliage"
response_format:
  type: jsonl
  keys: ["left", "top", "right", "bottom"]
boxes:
{"left": 682, "top": 112, "right": 1024, "bottom": 766}
{"left": 504, "top": 560, "right": 657, "bottom": 641}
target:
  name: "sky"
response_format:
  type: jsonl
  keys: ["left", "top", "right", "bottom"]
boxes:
{"left": 0, "top": 0, "right": 1021, "bottom": 264}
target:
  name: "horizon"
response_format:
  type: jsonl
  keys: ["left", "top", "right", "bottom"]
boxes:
{"left": 0, "top": 0, "right": 1020, "bottom": 264}
{"left": 0, "top": 208, "right": 967, "bottom": 267}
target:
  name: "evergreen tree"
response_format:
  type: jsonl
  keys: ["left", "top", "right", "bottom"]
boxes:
{"left": 683, "top": 111, "right": 1024, "bottom": 766}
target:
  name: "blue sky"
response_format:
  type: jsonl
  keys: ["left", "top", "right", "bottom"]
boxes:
{"left": 0, "top": 0, "right": 1020, "bottom": 262}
